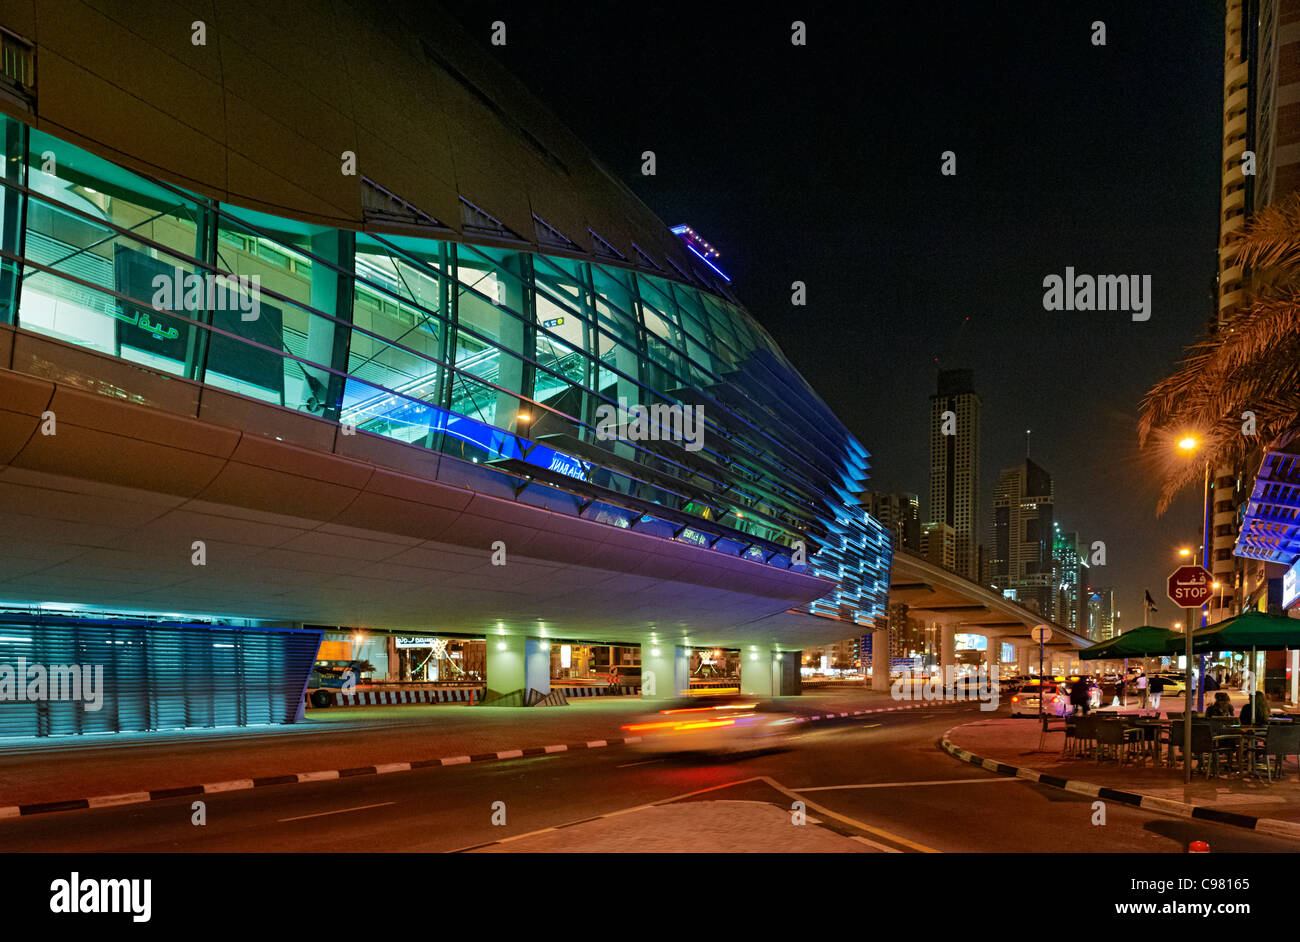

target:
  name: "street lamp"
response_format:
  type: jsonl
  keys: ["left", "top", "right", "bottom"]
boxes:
{"left": 1176, "top": 434, "right": 1213, "bottom": 720}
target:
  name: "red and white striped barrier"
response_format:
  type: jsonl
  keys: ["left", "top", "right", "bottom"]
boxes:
{"left": 552, "top": 685, "right": 640, "bottom": 698}
{"left": 312, "top": 687, "right": 483, "bottom": 707}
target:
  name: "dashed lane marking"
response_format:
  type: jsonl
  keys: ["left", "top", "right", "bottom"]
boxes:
{"left": 277, "top": 801, "right": 396, "bottom": 823}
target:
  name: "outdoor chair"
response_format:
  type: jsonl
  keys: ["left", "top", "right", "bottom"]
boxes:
{"left": 1094, "top": 720, "right": 1141, "bottom": 764}
{"left": 1255, "top": 724, "right": 1300, "bottom": 782}
{"left": 1170, "top": 721, "right": 1241, "bottom": 778}
{"left": 1072, "top": 715, "right": 1101, "bottom": 758}
{"left": 1038, "top": 714, "right": 1069, "bottom": 752}
{"left": 1124, "top": 720, "right": 1162, "bottom": 767}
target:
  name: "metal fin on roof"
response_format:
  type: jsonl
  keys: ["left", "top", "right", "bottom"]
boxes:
{"left": 588, "top": 228, "right": 627, "bottom": 261}
{"left": 361, "top": 177, "right": 449, "bottom": 230}
{"left": 460, "top": 197, "right": 527, "bottom": 242}
{"left": 532, "top": 213, "right": 582, "bottom": 252}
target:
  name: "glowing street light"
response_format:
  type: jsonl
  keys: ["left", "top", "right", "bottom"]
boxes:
{"left": 1177, "top": 435, "right": 1199, "bottom": 452}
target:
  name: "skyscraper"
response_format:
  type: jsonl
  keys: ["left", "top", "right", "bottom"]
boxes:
{"left": 920, "top": 521, "right": 956, "bottom": 571}
{"left": 867, "top": 491, "right": 920, "bottom": 553}
{"left": 1209, "top": 1, "right": 1300, "bottom": 624}
{"left": 1087, "top": 587, "right": 1117, "bottom": 641}
{"left": 990, "top": 459, "right": 1056, "bottom": 618}
{"left": 928, "top": 370, "right": 980, "bottom": 580}
{"left": 1052, "top": 526, "right": 1086, "bottom": 633}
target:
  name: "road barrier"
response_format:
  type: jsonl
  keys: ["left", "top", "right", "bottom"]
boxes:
{"left": 310, "top": 687, "right": 483, "bottom": 707}
{"left": 553, "top": 685, "right": 639, "bottom": 699}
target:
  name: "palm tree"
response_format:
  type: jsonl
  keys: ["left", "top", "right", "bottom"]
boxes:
{"left": 1139, "top": 194, "right": 1300, "bottom": 511}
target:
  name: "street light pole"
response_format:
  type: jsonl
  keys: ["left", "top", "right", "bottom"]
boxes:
{"left": 1198, "top": 459, "right": 1210, "bottom": 714}
{"left": 1038, "top": 637, "right": 1044, "bottom": 721}
{"left": 1184, "top": 605, "right": 1194, "bottom": 785}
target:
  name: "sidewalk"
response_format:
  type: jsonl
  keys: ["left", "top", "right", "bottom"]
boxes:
{"left": 944, "top": 697, "right": 1300, "bottom": 834}
{"left": 0, "top": 686, "right": 906, "bottom": 811}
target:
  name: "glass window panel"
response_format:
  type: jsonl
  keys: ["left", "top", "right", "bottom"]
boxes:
{"left": 344, "top": 235, "right": 448, "bottom": 442}
{"left": 532, "top": 254, "right": 597, "bottom": 434}
{"left": 209, "top": 211, "right": 347, "bottom": 413}
{"left": 455, "top": 244, "right": 531, "bottom": 434}
{"left": 0, "top": 114, "right": 25, "bottom": 324}
{"left": 19, "top": 129, "right": 205, "bottom": 374}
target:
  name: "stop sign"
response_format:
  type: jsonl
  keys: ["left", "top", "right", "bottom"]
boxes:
{"left": 1167, "top": 565, "right": 1214, "bottom": 608}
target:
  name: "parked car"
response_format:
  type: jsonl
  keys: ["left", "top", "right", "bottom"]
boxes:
{"left": 1010, "top": 681, "right": 1070, "bottom": 718}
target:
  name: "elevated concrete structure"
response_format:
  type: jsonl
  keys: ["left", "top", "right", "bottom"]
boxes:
{"left": 890, "top": 550, "right": 1090, "bottom": 667}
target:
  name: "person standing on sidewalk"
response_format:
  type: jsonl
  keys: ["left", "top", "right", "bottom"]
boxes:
{"left": 1148, "top": 673, "right": 1165, "bottom": 711}
{"left": 1136, "top": 671, "right": 1148, "bottom": 709}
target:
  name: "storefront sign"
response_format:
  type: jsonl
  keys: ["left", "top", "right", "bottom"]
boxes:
{"left": 1284, "top": 558, "right": 1300, "bottom": 610}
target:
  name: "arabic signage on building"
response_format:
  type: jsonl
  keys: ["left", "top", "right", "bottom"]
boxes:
{"left": 1284, "top": 558, "right": 1300, "bottom": 610}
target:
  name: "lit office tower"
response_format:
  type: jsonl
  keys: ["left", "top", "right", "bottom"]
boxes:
{"left": 928, "top": 370, "right": 980, "bottom": 580}
{"left": 1209, "top": 1, "right": 1300, "bottom": 623}
{"left": 990, "top": 459, "right": 1056, "bottom": 618}
{"left": 867, "top": 491, "right": 920, "bottom": 553}
{"left": 1051, "top": 526, "right": 1086, "bottom": 634}
{"left": 1087, "top": 587, "right": 1116, "bottom": 641}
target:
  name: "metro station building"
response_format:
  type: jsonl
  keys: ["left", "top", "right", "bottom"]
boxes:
{"left": 0, "top": 1, "right": 890, "bottom": 736}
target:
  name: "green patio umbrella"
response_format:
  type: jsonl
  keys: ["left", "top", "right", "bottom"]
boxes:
{"left": 1078, "top": 635, "right": 1123, "bottom": 661}
{"left": 1080, "top": 625, "right": 1181, "bottom": 660}
{"left": 1175, "top": 610, "right": 1300, "bottom": 655}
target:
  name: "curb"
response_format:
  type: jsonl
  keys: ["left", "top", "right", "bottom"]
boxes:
{"left": 0, "top": 699, "right": 961, "bottom": 822}
{"left": 938, "top": 726, "right": 1300, "bottom": 842}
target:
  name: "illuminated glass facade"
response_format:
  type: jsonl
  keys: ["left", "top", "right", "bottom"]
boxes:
{"left": 0, "top": 113, "right": 889, "bottom": 627}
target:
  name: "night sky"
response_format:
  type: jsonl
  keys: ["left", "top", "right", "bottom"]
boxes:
{"left": 438, "top": 0, "right": 1225, "bottom": 631}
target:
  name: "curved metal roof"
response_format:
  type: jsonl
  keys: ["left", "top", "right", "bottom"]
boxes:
{"left": 0, "top": 0, "right": 723, "bottom": 294}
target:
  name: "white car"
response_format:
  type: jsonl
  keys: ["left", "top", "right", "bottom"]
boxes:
{"left": 1010, "top": 682, "right": 1070, "bottom": 718}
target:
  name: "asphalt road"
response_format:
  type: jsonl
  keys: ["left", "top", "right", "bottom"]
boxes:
{"left": 3, "top": 704, "right": 1296, "bottom": 852}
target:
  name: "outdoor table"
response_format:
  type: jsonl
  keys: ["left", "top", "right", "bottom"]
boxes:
{"left": 1130, "top": 719, "right": 1170, "bottom": 767}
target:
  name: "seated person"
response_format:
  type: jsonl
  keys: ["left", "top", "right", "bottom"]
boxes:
{"left": 1204, "top": 691, "right": 1234, "bottom": 718}
{"left": 1239, "top": 691, "right": 1270, "bottom": 726}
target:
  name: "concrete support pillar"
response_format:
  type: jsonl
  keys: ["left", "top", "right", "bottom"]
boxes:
{"left": 485, "top": 636, "right": 552, "bottom": 700}
{"left": 984, "top": 636, "right": 1001, "bottom": 674}
{"left": 940, "top": 625, "right": 956, "bottom": 672}
{"left": 1016, "top": 642, "right": 1031, "bottom": 676}
{"left": 525, "top": 639, "right": 551, "bottom": 697}
{"left": 777, "top": 651, "right": 802, "bottom": 696}
{"left": 485, "top": 634, "right": 525, "bottom": 699}
{"left": 741, "top": 647, "right": 775, "bottom": 697}
{"left": 871, "top": 628, "right": 891, "bottom": 692}
{"left": 640, "top": 642, "right": 690, "bottom": 699}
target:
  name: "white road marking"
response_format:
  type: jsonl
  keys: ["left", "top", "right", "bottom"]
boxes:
{"left": 615, "top": 759, "right": 663, "bottom": 768}
{"left": 277, "top": 801, "right": 395, "bottom": 823}
{"left": 797, "top": 778, "right": 1022, "bottom": 792}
